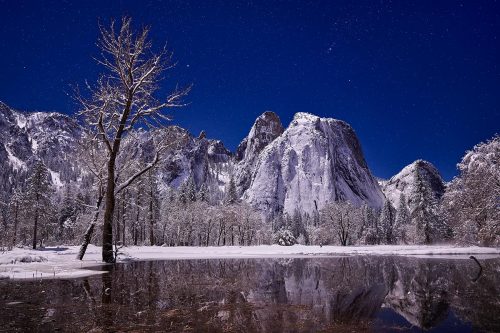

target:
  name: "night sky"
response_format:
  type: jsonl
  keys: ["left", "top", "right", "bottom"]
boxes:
{"left": 1, "top": 0, "right": 499, "bottom": 180}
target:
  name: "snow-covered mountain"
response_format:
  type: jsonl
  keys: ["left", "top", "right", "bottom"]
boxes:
{"left": 1, "top": 102, "right": 386, "bottom": 216}
{"left": 243, "top": 112, "right": 384, "bottom": 216}
{"left": 154, "top": 126, "right": 233, "bottom": 199}
{"left": 381, "top": 160, "right": 445, "bottom": 211}
{"left": 0, "top": 102, "right": 234, "bottom": 201}
{"left": 0, "top": 102, "right": 83, "bottom": 198}
{"left": 234, "top": 111, "right": 284, "bottom": 195}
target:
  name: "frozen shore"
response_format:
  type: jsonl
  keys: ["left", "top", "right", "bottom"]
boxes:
{"left": 1, "top": 244, "right": 499, "bottom": 280}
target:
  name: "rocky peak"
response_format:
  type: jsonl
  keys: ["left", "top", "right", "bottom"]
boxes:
{"left": 235, "top": 111, "right": 284, "bottom": 162}
{"left": 381, "top": 159, "right": 445, "bottom": 210}
{"left": 243, "top": 113, "right": 384, "bottom": 216}
{"left": 234, "top": 111, "right": 284, "bottom": 194}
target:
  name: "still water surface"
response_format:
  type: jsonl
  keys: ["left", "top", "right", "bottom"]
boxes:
{"left": 1, "top": 256, "right": 499, "bottom": 332}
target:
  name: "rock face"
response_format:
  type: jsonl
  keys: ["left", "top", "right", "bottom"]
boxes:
{"left": 156, "top": 126, "right": 232, "bottom": 198}
{"left": 235, "top": 111, "right": 284, "bottom": 194}
{"left": 381, "top": 160, "right": 445, "bottom": 211}
{"left": 0, "top": 102, "right": 83, "bottom": 198}
{"left": 243, "top": 112, "right": 384, "bottom": 216}
{"left": 0, "top": 102, "right": 385, "bottom": 216}
{"left": 0, "top": 101, "right": 233, "bottom": 202}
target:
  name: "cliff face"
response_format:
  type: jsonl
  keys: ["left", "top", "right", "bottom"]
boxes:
{"left": 381, "top": 160, "right": 445, "bottom": 211}
{"left": 243, "top": 112, "right": 384, "bottom": 216}
{"left": 1, "top": 101, "right": 385, "bottom": 216}
{"left": 234, "top": 111, "right": 284, "bottom": 195}
{"left": 0, "top": 102, "right": 83, "bottom": 198}
{"left": 154, "top": 125, "right": 233, "bottom": 197}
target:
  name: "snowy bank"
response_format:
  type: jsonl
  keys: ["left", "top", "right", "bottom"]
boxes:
{"left": 1, "top": 244, "right": 499, "bottom": 280}
{"left": 0, "top": 245, "right": 107, "bottom": 280}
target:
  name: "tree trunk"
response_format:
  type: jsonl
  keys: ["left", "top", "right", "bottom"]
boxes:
{"left": 102, "top": 159, "right": 116, "bottom": 263}
{"left": 231, "top": 226, "right": 234, "bottom": 246}
{"left": 77, "top": 194, "right": 103, "bottom": 260}
{"left": 122, "top": 191, "right": 126, "bottom": 246}
{"left": 149, "top": 190, "right": 154, "bottom": 246}
{"left": 12, "top": 204, "right": 18, "bottom": 247}
{"left": 134, "top": 205, "right": 140, "bottom": 245}
{"left": 206, "top": 221, "right": 211, "bottom": 246}
{"left": 77, "top": 223, "right": 95, "bottom": 260}
{"left": 217, "top": 221, "right": 224, "bottom": 246}
{"left": 32, "top": 207, "right": 39, "bottom": 250}
{"left": 116, "top": 197, "right": 121, "bottom": 244}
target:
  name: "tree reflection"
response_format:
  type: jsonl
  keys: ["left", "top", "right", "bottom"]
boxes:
{"left": 0, "top": 257, "right": 499, "bottom": 332}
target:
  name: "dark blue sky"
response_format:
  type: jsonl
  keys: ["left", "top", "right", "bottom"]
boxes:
{"left": 1, "top": 0, "right": 499, "bottom": 180}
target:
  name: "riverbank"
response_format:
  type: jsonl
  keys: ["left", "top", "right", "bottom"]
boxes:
{"left": 1, "top": 244, "right": 499, "bottom": 280}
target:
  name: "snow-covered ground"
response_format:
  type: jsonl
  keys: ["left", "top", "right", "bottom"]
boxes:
{"left": 1, "top": 244, "right": 498, "bottom": 280}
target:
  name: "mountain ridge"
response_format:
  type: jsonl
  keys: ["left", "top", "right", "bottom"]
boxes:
{"left": 1, "top": 101, "right": 423, "bottom": 216}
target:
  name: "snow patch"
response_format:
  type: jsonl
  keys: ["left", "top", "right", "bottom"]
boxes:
{"left": 4, "top": 144, "right": 26, "bottom": 171}
{"left": 49, "top": 169, "right": 63, "bottom": 188}
{"left": 31, "top": 138, "right": 39, "bottom": 151}
{"left": 15, "top": 114, "right": 27, "bottom": 129}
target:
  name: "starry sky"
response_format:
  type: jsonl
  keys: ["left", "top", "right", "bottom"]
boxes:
{"left": 0, "top": 0, "right": 499, "bottom": 180}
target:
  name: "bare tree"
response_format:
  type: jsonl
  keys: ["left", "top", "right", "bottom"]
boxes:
{"left": 320, "top": 202, "right": 362, "bottom": 246}
{"left": 78, "top": 17, "right": 190, "bottom": 262}
{"left": 76, "top": 135, "right": 106, "bottom": 260}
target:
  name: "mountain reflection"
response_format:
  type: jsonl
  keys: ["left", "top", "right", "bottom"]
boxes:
{"left": 1, "top": 256, "right": 499, "bottom": 332}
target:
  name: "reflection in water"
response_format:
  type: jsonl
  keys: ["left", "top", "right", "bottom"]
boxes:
{"left": 1, "top": 256, "right": 499, "bottom": 332}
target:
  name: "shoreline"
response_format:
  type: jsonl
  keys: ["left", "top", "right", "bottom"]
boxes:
{"left": 1, "top": 244, "right": 499, "bottom": 280}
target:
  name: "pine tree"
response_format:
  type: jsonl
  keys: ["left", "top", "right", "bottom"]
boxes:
{"left": 410, "top": 170, "right": 429, "bottom": 244}
{"left": 58, "top": 184, "right": 77, "bottom": 241}
{"left": 166, "top": 186, "right": 176, "bottom": 203}
{"left": 24, "top": 161, "right": 53, "bottom": 249}
{"left": 410, "top": 169, "right": 448, "bottom": 244}
{"left": 198, "top": 183, "right": 209, "bottom": 202}
{"left": 178, "top": 181, "right": 188, "bottom": 205}
{"left": 291, "top": 208, "right": 305, "bottom": 239}
{"left": 379, "top": 199, "right": 396, "bottom": 244}
{"left": 187, "top": 175, "right": 197, "bottom": 202}
{"left": 360, "top": 205, "right": 380, "bottom": 244}
{"left": 440, "top": 136, "right": 499, "bottom": 246}
{"left": 7, "top": 188, "right": 24, "bottom": 247}
{"left": 224, "top": 176, "right": 238, "bottom": 205}
{"left": 394, "top": 193, "right": 411, "bottom": 244}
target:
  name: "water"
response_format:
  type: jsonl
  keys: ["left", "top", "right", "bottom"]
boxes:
{"left": 1, "top": 256, "right": 499, "bottom": 332}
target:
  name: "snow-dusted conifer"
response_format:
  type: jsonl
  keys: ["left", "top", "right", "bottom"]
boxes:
{"left": 24, "top": 161, "right": 54, "bottom": 249}
{"left": 178, "top": 181, "right": 188, "bottom": 205}
{"left": 186, "top": 175, "right": 197, "bottom": 202}
{"left": 58, "top": 184, "right": 78, "bottom": 241}
{"left": 7, "top": 188, "right": 24, "bottom": 247}
{"left": 224, "top": 176, "right": 238, "bottom": 205}
{"left": 410, "top": 168, "right": 449, "bottom": 244}
{"left": 379, "top": 199, "right": 396, "bottom": 244}
{"left": 291, "top": 208, "right": 306, "bottom": 240}
{"left": 441, "top": 135, "right": 499, "bottom": 246}
{"left": 394, "top": 193, "right": 411, "bottom": 244}
{"left": 198, "top": 183, "right": 209, "bottom": 202}
{"left": 273, "top": 228, "right": 296, "bottom": 246}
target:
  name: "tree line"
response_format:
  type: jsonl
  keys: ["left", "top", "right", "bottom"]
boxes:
{"left": 1, "top": 134, "right": 498, "bottom": 251}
